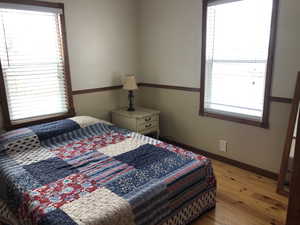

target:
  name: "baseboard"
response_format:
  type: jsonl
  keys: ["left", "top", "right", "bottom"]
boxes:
{"left": 160, "top": 137, "right": 278, "bottom": 180}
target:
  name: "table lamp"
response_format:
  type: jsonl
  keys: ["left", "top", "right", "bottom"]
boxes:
{"left": 123, "top": 75, "right": 138, "bottom": 111}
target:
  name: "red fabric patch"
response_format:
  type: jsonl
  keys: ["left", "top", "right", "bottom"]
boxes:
{"left": 20, "top": 174, "right": 97, "bottom": 224}
{"left": 156, "top": 143, "right": 207, "bottom": 160}
{"left": 52, "top": 132, "right": 128, "bottom": 160}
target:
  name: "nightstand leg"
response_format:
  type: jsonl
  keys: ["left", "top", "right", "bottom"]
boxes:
{"left": 156, "top": 130, "right": 160, "bottom": 139}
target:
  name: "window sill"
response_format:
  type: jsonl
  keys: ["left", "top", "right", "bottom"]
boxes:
{"left": 200, "top": 111, "right": 269, "bottom": 129}
{"left": 6, "top": 111, "right": 75, "bottom": 131}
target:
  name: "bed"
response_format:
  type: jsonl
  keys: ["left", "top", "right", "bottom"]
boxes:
{"left": 0, "top": 116, "right": 216, "bottom": 225}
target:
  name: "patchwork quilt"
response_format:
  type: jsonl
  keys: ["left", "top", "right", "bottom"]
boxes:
{"left": 0, "top": 116, "right": 216, "bottom": 225}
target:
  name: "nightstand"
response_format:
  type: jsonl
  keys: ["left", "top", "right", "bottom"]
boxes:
{"left": 112, "top": 107, "right": 160, "bottom": 138}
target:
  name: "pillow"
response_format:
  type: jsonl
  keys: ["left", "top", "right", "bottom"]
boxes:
{"left": 29, "top": 119, "right": 80, "bottom": 141}
{"left": 69, "top": 116, "right": 112, "bottom": 128}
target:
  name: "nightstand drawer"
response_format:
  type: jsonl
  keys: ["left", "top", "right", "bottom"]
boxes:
{"left": 137, "top": 120, "right": 159, "bottom": 132}
{"left": 112, "top": 107, "right": 160, "bottom": 138}
{"left": 137, "top": 114, "right": 159, "bottom": 126}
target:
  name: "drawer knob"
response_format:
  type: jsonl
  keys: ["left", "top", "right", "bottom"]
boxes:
{"left": 145, "top": 117, "right": 151, "bottom": 122}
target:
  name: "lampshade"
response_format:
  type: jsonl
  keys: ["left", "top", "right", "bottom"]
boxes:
{"left": 123, "top": 75, "right": 138, "bottom": 90}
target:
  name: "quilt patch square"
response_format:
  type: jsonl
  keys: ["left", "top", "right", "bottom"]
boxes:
{"left": 6, "top": 170, "right": 41, "bottom": 213}
{"left": 0, "top": 128, "right": 39, "bottom": 155}
{"left": 51, "top": 142, "right": 99, "bottom": 161}
{"left": 156, "top": 143, "right": 207, "bottom": 160}
{"left": 114, "top": 144, "right": 194, "bottom": 173}
{"left": 37, "top": 209, "right": 78, "bottom": 225}
{"left": 99, "top": 137, "right": 148, "bottom": 157}
{"left": 23, "top": 158, "right": 79, "bottom": 186}
{"left": 85, "top": 132, "right": 128, "bottom": 148}
{"left": 4, "top": 135, "right": 40, "bottom": 153}
{"left": 126, "top": 132, "right": 162, "bottom": 146}
{"left": 0, "top": 154, "right": 42, "bottom": 211}
{"left": 51, "top": 132, "right": 129, "bottom": 160}
{"left": 105, "top": 169, "right": 159, "bottom": 197}
{"left": 20, "top": 174, "right": 97, "bottom": 224}
{"left": 67, "top": 151, "right": 134, "bottom": 185}
{"left": 61, "top": 187, "right": 135, "bottom": 225}
{"left": 7, "top": 147, "right": 55, "bottom": 166}
{"left": 41, "top": 123, "right": 115, "bottom": 149}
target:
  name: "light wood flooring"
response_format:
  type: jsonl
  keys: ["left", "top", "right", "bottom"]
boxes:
{"left": 193, "top": 160, "right": 288, "bottom": 225}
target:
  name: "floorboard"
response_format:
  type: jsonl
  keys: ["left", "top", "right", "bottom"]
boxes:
{"left": 193, "top": 160, "right": 288, "bottom": 225}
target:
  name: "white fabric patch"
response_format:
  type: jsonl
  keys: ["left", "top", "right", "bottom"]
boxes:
{"left": 70, "top": 116, "right": 112, "bottom": 128}
{"left": 99, "top": 138, "right": 148, "bottom": 157}
{"left": 61, "top": 187, "right": 135, "bottom": 225}
{"left": 7, "top": 147, "right": 55, "bottom": 166}
{"left": 128, "top": 132, "right": 162, "bottom": 145}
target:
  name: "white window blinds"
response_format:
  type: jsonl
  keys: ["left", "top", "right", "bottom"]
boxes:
{"left": 0, "top": 5, "right": 69, "bottom": 123}
{"left": 204, "top": 0, "right": 273, "bottom": 121}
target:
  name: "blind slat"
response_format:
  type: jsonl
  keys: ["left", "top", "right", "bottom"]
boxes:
{"left": 7, "top": 88, "right": 67, "bottom": 96}
{"left": 9, "top": 97, "right": 68, "bottom": 105}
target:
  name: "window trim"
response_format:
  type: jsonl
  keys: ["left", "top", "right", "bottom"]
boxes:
{"left": 0, "top": 0, "right": 75, "bottom": 130}
{"left": 199, "top": 0, "right": 279, "bottom": 128}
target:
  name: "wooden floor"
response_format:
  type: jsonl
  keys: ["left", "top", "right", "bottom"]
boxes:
{"left": 193, "top": 160, "right": 288, "bottom": 225}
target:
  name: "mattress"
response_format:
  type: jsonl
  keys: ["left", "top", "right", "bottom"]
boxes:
{"left": 0, "top": 116, "right": 216, "bottom": 225}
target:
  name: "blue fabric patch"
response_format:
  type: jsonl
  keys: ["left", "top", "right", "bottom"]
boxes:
{"left": 7, "top": 172, "right": 41, "bottom": 213}
{"left": 106, "top": 144, "right": 193, "bottom": 196}
{"left": 114, "top": 144, "right": 193, "bottom": 171}
{"left": 0, "top": 153, "right": 41, "bottom": 212}
{"left": 24, "top": 157, "right": 78, "bottom": 186}
{"left": 29, "top": 119, "right": 80, "bottom": 141}
{"left": 105, "top": 169, "right": 153, "bottom": 196}
{"left": 109, "top": 125, "right": 131, "bottom": 135}
{"left": 6, "top": 171, "right": 41, "bottom": 213}
{"left": 11, "top": 171, "right": 42, "bottom": 191}
{"left": 41, "top": 123, "right": 114, "bottom": 148}
{"left": 38, "top": 209, "right": 78, "bottom": 225}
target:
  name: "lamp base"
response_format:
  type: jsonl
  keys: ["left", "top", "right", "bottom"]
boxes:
{"left": 127, "top": 90, "right": 135, "bottom": 112}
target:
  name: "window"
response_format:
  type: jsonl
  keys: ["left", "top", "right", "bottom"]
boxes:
{"left": 0, "top": 1, "right": 74, "bottom": 130}
{"left": 200, "top": 0, "right": 278, "bottom": 128}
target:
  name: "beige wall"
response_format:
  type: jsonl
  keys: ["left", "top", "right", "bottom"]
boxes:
{"left": 52, "top": 0, "right": 139, "bottom": 91}
{"left": 138, "top": 0, "right": 202, "bottom": 88}
{"left": 0, "top": 0, "right": 138, "bottom": 129}
{"left": 59, "top": 0, "right": 139, "bottom": 119}
{"left": 138, "top": 0, "right": 300, "bottom": 173}
{"left": 73, "top": 90, "right": 129, "bottom": 122}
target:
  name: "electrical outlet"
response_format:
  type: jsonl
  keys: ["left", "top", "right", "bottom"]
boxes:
{"left": 219, "top": 140, "right": 227, "bottom": 152}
